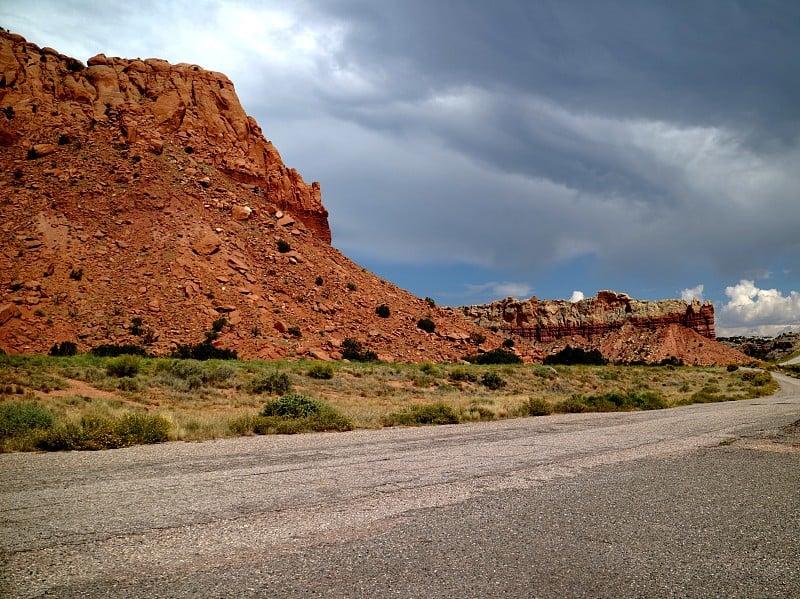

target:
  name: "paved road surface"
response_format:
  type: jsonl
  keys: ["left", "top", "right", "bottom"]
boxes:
{"left": 1, "top": 373, "right": 799, "bottom": 598}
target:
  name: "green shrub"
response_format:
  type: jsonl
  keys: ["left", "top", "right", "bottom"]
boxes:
{"left": 0, "top": 401, "right": 55, "bottom": 438}
{"left": 741, "top": 370, "right": 772, "bottom": 386}
{"left": 251, "top": 393, "right": 353, "bottom": 433}
{"left": 502, "top": 338, "right": 515, "bottom": 348}
{"left": 376, "top": 304, "right": 391, "bottom": 318}
{"left": 116, "top": 377, "right": 140, "bottom": 392}
{"left": 69, "top": 268, "right": 83, "bottom": 281}
{"left": 419, "top": 362, "right": 437, "bottom": 375}
{"left": 532, "top": 365, "right": 557, "bottom": 379}
{"left": 106, "top": 355, "right": 141, "bottom": 378}
{"left": 248, "top": 372, "right": 292, "bottom": 395}
{"left": 465, "top": 348, "right": 522, "bottom": 365}
{"left": 448, "top": 368, "right": 477, "bottom": 383}
{"left": 346, "top": 281, "right": 358, "bottom": 291}
{"left": 555, "top": 396, "right": 591, "bottom": 413}
{"left": 519, "top": 397, "right": 553, "bottom": 416}
{"left": 261, "top": 393, "right": 324, "bottom": 418}
{"left": 469, "top": 332, "right": 486, "bottom": 345}
{"left": 115, "top": 412, "right": 171, "bottom": 445}
{"left": 424, "top": 297, "right": 436, "bottom": 307}
{"left": 129, "top": 317, "right": 144, "bottom": 336}
{"left": 49, "top": 341, "right": 78, "bottom": 357}
{"left": 91, "top": 344, "right": 148, "bottom": 357}
{"left": 381, "top": 402, "right": 459, "bottom": 427}
{"left": 481, "top": 372, "right": 506, "bottom": 390}
{"left": 287, "top": 326, "right": 302, "bottom": 337}
{"left": 35, "top": 412, "right": 169, "bottom": 451}
{"left": 465, "top": 403, "right": 496, "bottom": 421}
{"left": 171, "top": 341, "right": 237, "bottom": 360}
{"left": 307, "top": 363, "right": 334, "bottom": 380}
{"left": 277, "top": 239, "right": 291, "bottom": 253}
{"left": 211, "top": 317, "right": 227, "bottom": 332}
{"left": 341, "top": 338, "right": 378, "bottom": 362}
{"left": 544, "top": 345, "right": 607, "bottom": 365}
{"left": 555, "top": 391, "right": 667, "bottom": 413}
{"left": 417, "top": 318, "right": 436, "bottom": 333}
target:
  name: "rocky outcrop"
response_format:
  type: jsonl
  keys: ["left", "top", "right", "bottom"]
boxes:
{"left": 461, "top": 290, "right": 716, "bottom": 341}
{"left": 0, "top": 31, "right": 506, "bottom": 361}
{"left": 0, "top": 31, "right": 329, "bottom": 242}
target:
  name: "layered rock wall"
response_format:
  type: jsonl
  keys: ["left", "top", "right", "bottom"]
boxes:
{"left": 0, "top": 31, "right": 330, "bottom": 241}
{"left": 461, "top": 290, "right": 716, "bottom": 342}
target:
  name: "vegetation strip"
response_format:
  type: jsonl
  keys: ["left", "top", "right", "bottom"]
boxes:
{"left": 0, "top": 352, "right": 780, "bottom": 452}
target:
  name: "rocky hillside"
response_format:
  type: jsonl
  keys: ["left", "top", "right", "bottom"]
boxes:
{"left": 0, "top": 31, "right": 506, "bottom": 361}
{"left": 719, "top": 332, "right": 800, "bottom": 363}
{"left": 462, "top": 291, "right": 749, "bottom": 365}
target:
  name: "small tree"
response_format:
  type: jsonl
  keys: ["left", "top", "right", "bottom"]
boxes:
{"left": 376, "top": 304, "right": 390, "bottom": 318}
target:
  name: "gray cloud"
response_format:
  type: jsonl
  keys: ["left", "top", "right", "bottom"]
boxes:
{"left": 2, "top": 0, "right": 798, "bottom": 314}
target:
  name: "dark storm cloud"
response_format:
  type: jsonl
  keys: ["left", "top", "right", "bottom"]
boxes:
{"left": 316, "top": 1, "right": 800, "bottom": 136}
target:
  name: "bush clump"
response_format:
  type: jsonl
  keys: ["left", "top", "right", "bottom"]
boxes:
{"left": 105, "top": 355, "right": 141, "bottom": 378}
{"left": 247, "top": 371, "right": 292, "bottom": 395}
{"left": 234, "top": 393, "right": 353, "bottom": 434}
{"left": 92, "top": 344, "right": 148, "bottom": 357}
{"left": 153, "top": 359, "right": 236, "bottom": 390}
{"left": 544, "top": 345, "right": 607, "bottom": 365}
{"left": 464, "top": 348, "right": 522, "bottom": 365}
{"left": 417, "top": 318, "right": 436, "bottom": 333}
{"left": 277, "top": 239, "right": 291, "bottom": 253}
{"left": 375, "top": 304, "right": 391, "bottom": 318}
{"left": 519, "top": 397, "right": 554, "bottom": 416}
{"left": 381, "top": 402, "right": 460, "bottom": 427}
{"left": 35, "top": 412, "right": 170, "bottom": 451}
{"left": 448, "top": 368, "right": 477, "bottom": 383}
{"left": 49, "top": 341, "right": 78, "bottom": 357}
{"left": 307, "top": 363, "right": 334, "bottom": 380}
{"left": 0, "top": 401, "right": 55, "bottom": 439}
{"left": 171, "top": 341, "right": 237, "bottom": 361}
{"left": 555, "top": 391, "right": 667, "bottom": 413}
{"left": 261, "top": 393, "right": 326, "bottom": 418}
{"left": 481, "top": 372, "right": 506, "bottom": 390}
{"left": 341, "top": 338, "right": 378, "bottom": 362}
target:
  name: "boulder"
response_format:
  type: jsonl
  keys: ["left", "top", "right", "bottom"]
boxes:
{"left": 192, "top": 232, "right": 221, "bottom": 255}
{"left": 0, "top": 303, "right": 21, "bottom": 326}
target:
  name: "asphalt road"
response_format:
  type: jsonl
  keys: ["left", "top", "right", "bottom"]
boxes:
{"left": 1, "top": 373, "right": 799, "bottom": 598}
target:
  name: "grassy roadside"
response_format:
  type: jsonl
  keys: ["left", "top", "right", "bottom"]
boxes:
{"left": 0, "top": 353, "right": 779, "bottom": 452}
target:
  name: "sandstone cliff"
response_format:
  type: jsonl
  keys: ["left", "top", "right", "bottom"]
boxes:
{"left": 0, "top": 31, "right": 329, "bottom": 241}
{"left": 460, "top": 291, "right": 747, "bottom": 365}
{"left": 461, "top": 290, "right": 716, "bottom": 341}
{"left": 0, "top": 31, "right": 503, "bottom": 360}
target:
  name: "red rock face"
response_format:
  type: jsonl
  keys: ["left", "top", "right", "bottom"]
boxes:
{"left": 0, "top": 32, "right": 330, "bottom": 242}
{"left": 459, "top": 291, "right": 743, "bottom": 365}
{"left": 461, "top": 291, "right": 716, "bottom": 341}
{"left": 0, "top": 31, "right": 507, "bottom": 361}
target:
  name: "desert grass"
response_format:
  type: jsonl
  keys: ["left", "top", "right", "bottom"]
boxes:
{"left": 0, "top": 353, "right": 780, "bottom": 451}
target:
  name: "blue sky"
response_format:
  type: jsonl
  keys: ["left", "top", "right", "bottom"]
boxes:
{"left": 2, "top": 1, "right": 799, "bottom": 335}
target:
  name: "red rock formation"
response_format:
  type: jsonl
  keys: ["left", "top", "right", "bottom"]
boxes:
{"left": 0, "top": 31, "right": 505, "bottom": 361}
{"left": 461, "top": 290, "right": 716, "bottom": 342}
{"left": 0, "top": 31, "right": 330, "bottom": 242}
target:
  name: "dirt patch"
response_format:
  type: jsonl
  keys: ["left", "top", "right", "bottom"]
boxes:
{"left": 734, "top": 419, "right": 800, "bottom": 454}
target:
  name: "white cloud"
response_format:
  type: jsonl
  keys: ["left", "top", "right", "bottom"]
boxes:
{"left": 570, "top": 290, "right": 585, "bottom": 302}
{"left": 461, "top": 281, "right": 533, "bottom": 301}
{"left": 717, "top": 280, "right": 800, "bottom": 336}
{"left": 680, "top": 284, "right": 704, "bottom": 302}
